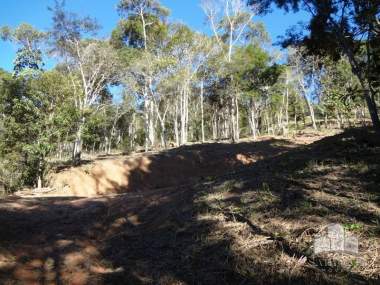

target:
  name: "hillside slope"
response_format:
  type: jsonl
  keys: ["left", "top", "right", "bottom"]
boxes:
{"left": 0, "top": 128, "right": 379, "bottom": 284}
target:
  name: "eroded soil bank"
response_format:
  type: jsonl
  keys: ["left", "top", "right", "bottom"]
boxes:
{"left": 34, "top": 135, "right": 315, "bottom": 197}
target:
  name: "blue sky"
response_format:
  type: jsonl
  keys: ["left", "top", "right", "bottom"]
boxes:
{"left": 0, "top": 0, "right": 309, "bottom": 71}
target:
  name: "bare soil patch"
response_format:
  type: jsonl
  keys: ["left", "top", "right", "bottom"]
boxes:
{"left": 38, "top": 136, "right": 299, "bottom": 197}
{"left": 0, "top": 128, "right": 379, "bottom": 284}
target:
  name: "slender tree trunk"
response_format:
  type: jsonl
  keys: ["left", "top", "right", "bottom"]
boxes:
{"left": 285, "top": 77, "right": 289, "bottom": 130}
{"left": 224, "top": 107, "right": 229, "bottom": 139}
{"left": 107, "top": 138, "right": 111, "bottom": 154}
{"left": 174, "top": 99, "right": 179, "bottom": 147}
{"left": 229, "top": 95, "right": 238, "bottom": 142}
{"left": 149, "top": 98, "right": 155, "bottom": 148}
{"left": 353, "top": 108, "right": 358, "bottom": 125}
{"left": 180, "top": 88, "right": 185, "bottom": 145}
{"left": 265, "top": 112, "right": 270, "bottom": 135}
{"left": 336, "top": 110, "right": 342, "bottom": 129}
{"left": 73, "top": 117, "right": 85, "bottom": 164}
{"left": 155, "top": 102, "right": 168, "bottom": 149}
{"left": 308, "top": 100, "right": 317, "bottom": 130}
{"left": 160, "top": 121, "right": 166, "bottom": 148}
{"left": 249, "top": 99, "right": 257, "bottom": 140}
{"left": 212, "top": 106, "right": 218, "bottom": 140}
{"left": 144, "top": 91, "right": 150, "bottom": 151}
{"left": 180, "top": 83, "right": 190, "bottom": 145}
{"left": 143, "top": 93, "right": 155, "bottom": 151}
{"left": 200, "top": 81, "right": 205, "bottom": 143}
{"left": 129, "top": 113, "right": 136, "bottom": 150}
{"left": 300, "top": 89, "right": 317, "bottom": 130}
{"left": 235, "top": 94, "right": 240, "bottom": 141}
{"left": 185, "top": 85, "right": 189, "bottom": 143}
{"left": 360, "top": 108, "right": 366, "bottom": 127}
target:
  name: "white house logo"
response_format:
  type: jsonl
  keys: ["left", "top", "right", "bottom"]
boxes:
{"left": 314, "top": 224, "right": 358, "bottom": 255}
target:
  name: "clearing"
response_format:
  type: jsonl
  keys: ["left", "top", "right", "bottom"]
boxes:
{"left": 0, "top": 128, "right": 379, "bottom": 284}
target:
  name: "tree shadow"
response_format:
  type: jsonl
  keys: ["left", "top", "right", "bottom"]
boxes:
{"left": 90, "top": 138, "right": 296, "bottom": 194}
{"left": 0, "top": 128, "right": 379, "bottom": 284}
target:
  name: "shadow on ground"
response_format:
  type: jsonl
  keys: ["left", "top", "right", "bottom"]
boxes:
{"left": 0, "top": 128, "right": 379, "bottom": 284}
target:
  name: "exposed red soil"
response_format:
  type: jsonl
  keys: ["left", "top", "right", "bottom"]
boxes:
{"left": 45, "top": 136, "right": 302, "bottom": 197}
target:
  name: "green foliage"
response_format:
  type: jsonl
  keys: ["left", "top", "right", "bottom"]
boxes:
{"left": 0, "top": 23, "right": 46, "bottom": 77}
{"left": 232, "top": 44, "right": 283, "bottom": 92}
{"left": 13, "top": 48, "right": 44, "bottom": 77}
{"left": 117, "top": 0, "right": 170, "bottom": 18}
{"left": 0, "top": 68, "right": 77, "bottom": 191}
{"left": 343, "top": 223, "right": 363, "bottom": 232}
{"left": 0, "top": 74, "right": 44, "bottom": 189}
{"left": 320, "top": 58, "right": 362, "bottom": 117}
{"left": 0, "top": 23, "right": 46, "bottom": 48}
{"left": 111, "top": 15, "right": 168, "bottom": 49}
{"left": 112, "top": 0, "right": 169, "bottom": 50}
{"left": 249, "top": 0, "right": 380, "bottom": 131}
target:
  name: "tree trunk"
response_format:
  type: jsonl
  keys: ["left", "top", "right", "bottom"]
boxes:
{"left": 144, "top": 94, "right": 155, "bottom": 151}
{"left": 344, "top": 46, "right": 380, "bottom": 134}
{"left": 212, "top": 106, "right": 218, "bottom": 140}
{"left": 174, "top": 100, "right": 179, "bottom": 147}
{"left": 235, "top": 94, "right": 240, "bottom": 141}
{"left": 108, "top": 136, "right": 112, "bottom": 154}
{"left": 144, "top": 94, "right": 150, "bottom": 152}
{"left": 180, "top": 84, "right": 190, "bottom": 145}
{"left": 73, "top": 117, "right": 84, "bottom": 164}
{"left": 149, "top": 98, "right": 155, "bottom": 148}
{"left": 156, "top": 105, "right": 167, "bottom": 149}
{"left": 230, "top": 98, "right": 236, "bottom": 142}
{"left": 200, "top": 81, "right": 205, "bottom": 143}
{"left": 129, "top": 113, "right": 136, "bottom": 150}
{"left": 180, "top": 87, "right": 185, "bottom": 145}
{"left": 301, "top": 92, "right": 317, "bottom": 130}
{"left": 224, "top": 107, "right": 229, "bottom": 139}
{"left": 160, "top": 121, "right": 166, "bottom": 149}
{"left": 285, "top": 77, "right": 289, "bottom": 129}
{"left": 364, "top": 88, "right": 380, "bottom": 133}
{"left": 249, "top": 99, "right": 257, "bottom": 140}
{"left": 336, "top": 110, "right": 342, "bottom": 129}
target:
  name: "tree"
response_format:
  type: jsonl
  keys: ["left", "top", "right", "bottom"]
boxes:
{"left": 202, "top": 0, "right": 266, "bottom": 141}
{"left": 248, "top": 0, "right": 380, "bottom": 133}
{"left": 0, "top": 24, "right": 46, "bottom": 76}
{"left": 288, "top": 47, "right": 319, "bottom": 130}
{"left": 166, "top": 24, "right": 216, "bottom": 145}
{"left": 49, "top": 1, "right": 120, "bottom": 163}
{"left": 320, "top": 57, "right": 363, "bottom": 128}
{"left": 0, "top": 24, "right": 51, "bottom": 190}
{"left": 114, "top": 0, "right": 169, "bottom": 50}
{"left": 0, "top": 69, "right": 74, "bottom": 191}
{"left": 115, "top": 0, "right": 169, "bottom": 150}
{"left": 228, "top": 44, "right": 283, "bottom": 138}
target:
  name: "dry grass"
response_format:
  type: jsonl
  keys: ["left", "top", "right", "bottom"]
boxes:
{"left": 0, "top": 127, "right": 379, "bottom": 284}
